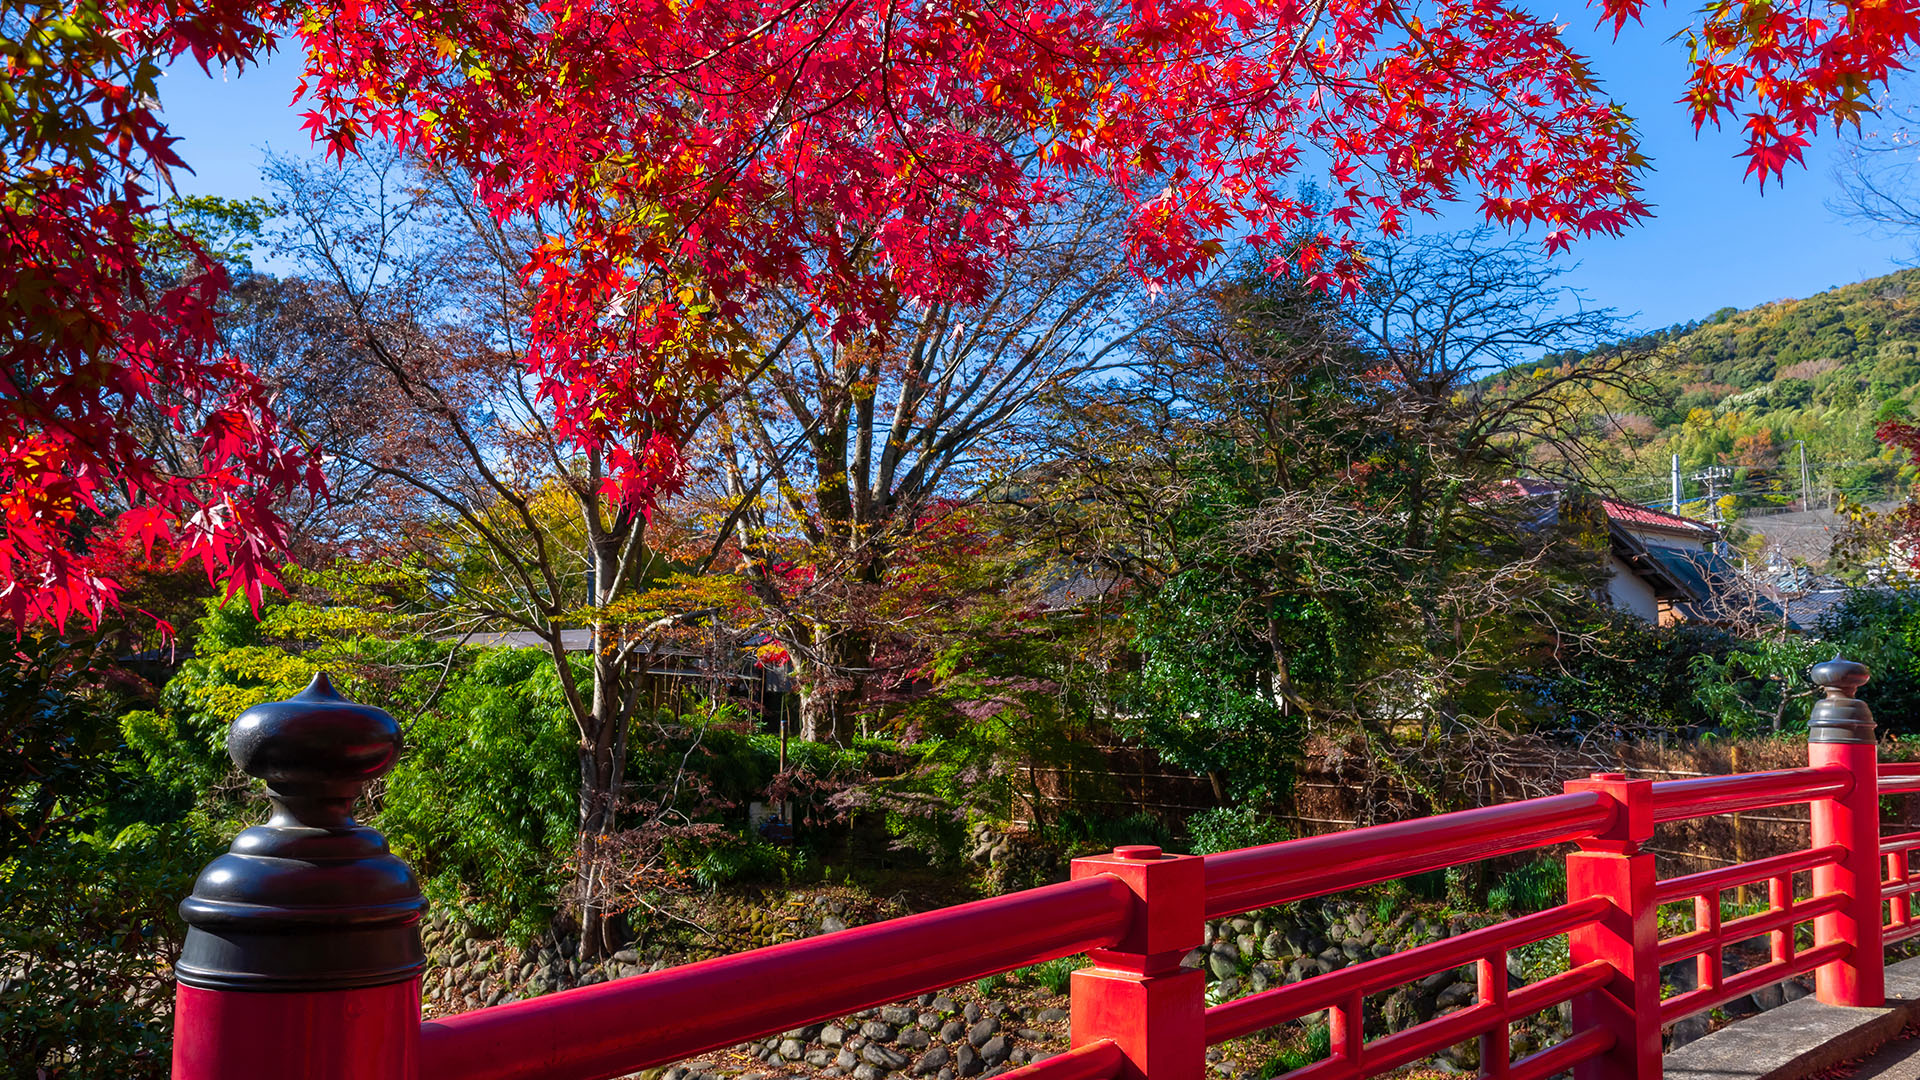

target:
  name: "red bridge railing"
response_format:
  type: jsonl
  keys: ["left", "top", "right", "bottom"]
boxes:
{"left": 170, "top": 659, "right": 1911, "bottom": 1080}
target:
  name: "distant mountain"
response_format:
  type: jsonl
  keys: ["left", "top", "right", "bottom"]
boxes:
{"left": 1506, "top": 269, "right": 1920, "bottom": 528}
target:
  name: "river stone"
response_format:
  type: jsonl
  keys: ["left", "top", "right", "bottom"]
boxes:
{"left": 853, "top": 1065, "right": 884, "bottom": 1080}
{"left": 836, "top": 1050, "right": 860, "bottom": 1070}
{"left": 821, "top": 916, "right": 849, "bottom": 933}
{"left": 1037, "top": 1008, "right": 1069, "bottom": 1023}
{"left": 917, "top": 1012, "right": 940, "bottom": 1030}
{"left": 1016, "top": 1029, "right": 1046, "bottom": 1042}
{"left": 862, "top": 1022, "right": 896, "bottom": 1042}
{"left": 938, "top": 1070, "right": 954, "bottom": 1080}
{"left": 1207, "top": 953, "right": 1239, "bottom": 981}
{"left": 822, "top": 1024, "right": 850, "bottom": 1046}
{"left": 978, "top": 1038, "right": 1012, "bottom": 1067}
{"left": 939, "top": 1020, "right": 966, "bottom": 1042}
{"left": 882, "top": 1006, "right": 916, "bottom": 1026}
{"left": 968, "top": 1019, "right": 998, "bottom": 1047}
{"left": 932, "top": 996, "right": 957, "bottom": 1014}
{"left": 912, "top": 1047, "right": 951, "bottom": 1076}
{"left": 964, "top": 1003, "right": 983, "bottom": 1023}
{"left": 863, "top": 1044, "right": 911, "bottom": 1070}
{"left": 807, "top": 1051, "right": 837, "bottom": 1067}
{"left": 899, "top": 1029, "right": 932, "bottom": 1051}
{"left": 954, "top": 1045, "right": 982, "bottom": 1077}
{"left": 1436, "top": 982, "right": 1474, "bottom": 1011}
{"left": 779, "top": 1039, "right": 806, "bottom": 1059}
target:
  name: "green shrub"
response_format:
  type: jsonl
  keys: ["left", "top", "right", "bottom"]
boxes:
{"left": 885, "top": 807, "right": 970, "bottom": 867}
{"left": 1263, "top": 1024, "right": 1332, "bottom": 1075}
{"left": 1487, "top": 859, "right": 1565, "bottom": 913}
{"left": 378, "top": 647, "right": 578, "bottom": 942}
{"left": 1184, "top": 806, "right": 1290, "bottom": 855}
{"left": 690, "top": 837, "right": 809, "bottom": 889}
{"left": 1043, "top": 810, "right": 1172, "bottom": 856}
{"left": 1016, "top": 954, "right": 1087, "bottom": 995}
{"left": 1, "top": 635, "right": 235, "bottom": 1078}
{"left": 1405, "top": 868, "right": 1448, "bottom": 901}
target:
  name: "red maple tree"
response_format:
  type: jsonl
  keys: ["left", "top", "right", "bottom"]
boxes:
{"left": 7, "top": 0, "right": 1918, "bottom": 624}
{"left": 3, "top": 0, "right": 319, "bottom": 629}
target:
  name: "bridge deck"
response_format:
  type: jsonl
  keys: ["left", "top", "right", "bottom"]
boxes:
{"left": 1845, "top": 1031, "right": 1920, "bottom": 1080}
{"left": 1665, "top": 958, "right": 1920, "bottom": 1080}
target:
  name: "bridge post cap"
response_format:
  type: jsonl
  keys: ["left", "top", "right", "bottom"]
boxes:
{"left": 1809, "top": 656, "right": 1875, "bottom": 745}
{"left": 1590, "top": 772, "right": 1627, "bottom": 781}
{"left": 227, "top": 672, "right": 402, "bottom": 803}
{"left": 1113, "top": 845, "right": 1163, "bottom": 860}
{"left": 177, "top": 672, "right": 425, "bottom": 992}
{"left": 1811, "top": 658, "right": 1871, "bottom": 696}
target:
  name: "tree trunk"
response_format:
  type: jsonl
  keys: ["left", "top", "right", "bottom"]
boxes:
{"left": 574, "top": 619, "right": 627, "bottom": 961}
{"left": 798, "top": 627, "right": 867, "bottom": 744}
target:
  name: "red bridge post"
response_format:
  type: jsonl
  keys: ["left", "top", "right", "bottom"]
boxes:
{"left": 1069, "top": 845, "right": 1206, "bottom": 1080}
{"left": 1564, "top": 773, "right": 1660, "bottom": 1080}
{"left": 171, "top": 674, "right": 427, "bottom": 1080}
{"left": 1808, "top": 658, "right": 1884, "bottom": 1007}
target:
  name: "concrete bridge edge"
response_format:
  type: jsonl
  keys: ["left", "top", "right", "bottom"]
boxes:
{"left": 1664, "top": 955, "right": 1920, "bottom": 1080}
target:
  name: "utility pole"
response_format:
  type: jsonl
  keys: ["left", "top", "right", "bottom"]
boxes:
{"left": 1672, "top": 453, "right": 1683, "bottom": 514}
{"left": 1796, "top": 440, "right": 1812, "bottom": 513}
{"left": 1689, "top": 465, "right": 1733, "bottom": 525}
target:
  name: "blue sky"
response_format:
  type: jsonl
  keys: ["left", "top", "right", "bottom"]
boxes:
{"left": 155, "top": 21, "right": 1918, "bottom": 335}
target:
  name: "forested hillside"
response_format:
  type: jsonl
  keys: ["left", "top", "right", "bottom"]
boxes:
{"left": 1511, "top": 269, "right": 1920, "bottom": 516}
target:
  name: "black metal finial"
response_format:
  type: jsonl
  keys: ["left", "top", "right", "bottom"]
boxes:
{"left": 1809, "top": 656, "right": 1875, "bottom": 745}
{"left": 176, "top": 673, "right": 427, "bottom": 991}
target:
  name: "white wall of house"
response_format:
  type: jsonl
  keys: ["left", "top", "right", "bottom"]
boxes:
{"left": 1607, "top": 554, "right": 1662, "bottom": 621}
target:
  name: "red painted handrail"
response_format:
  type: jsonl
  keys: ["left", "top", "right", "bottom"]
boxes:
{"left": 1648, "top": 766, "right": 1848, "bottom": 823}
{"left": 419, "top": 875, "right": 1134, "bottom": 1080}
{"left": 1204, "top": 898, "right": 1611, "bottom": 1042}
{"left": 999, "top": 1040, "right": 1126, "bottom": 1080}
{"left": 1201, "top": 791, "right": 1615, "bottom": 919}
{"left": 171, "top": 660, "right": 1911, "bottom": 1080}
{"left": 1652, "top": 844, "right": 1845, "bottom": 905}
{"left": 407, "top": 750, "right": 1900, "bottom": 1080}
{"left": 1883, "top": 763, "right": 1920, "bottom": 795}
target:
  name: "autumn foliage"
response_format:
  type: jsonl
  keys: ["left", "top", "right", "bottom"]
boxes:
{"left": 2, "top": 0, "right": 318, "bottom": 628}
{"left": 8, "top": 0, "right": 1920, "bottom": 624}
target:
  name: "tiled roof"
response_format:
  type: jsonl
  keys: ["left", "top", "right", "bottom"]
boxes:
{"left": 1485, "top": 477, "right": 1718, "bottom": 539}
{"left": 1599, "top": 498, "right": 1718, "bottom": 538}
